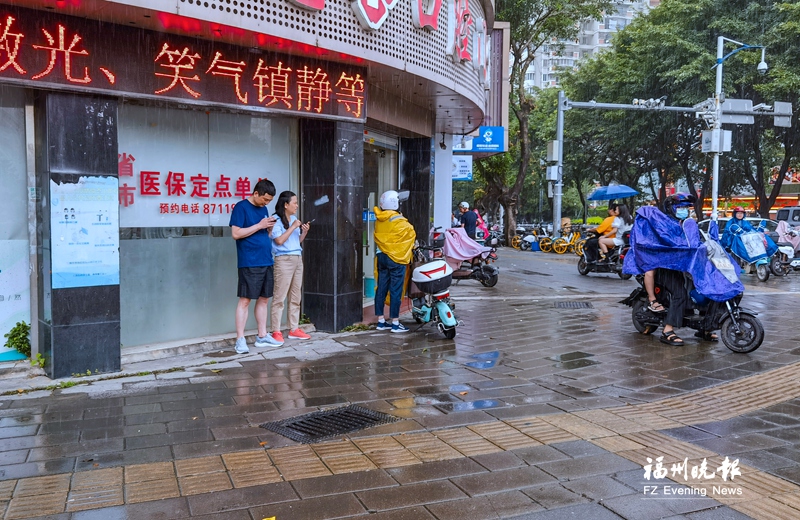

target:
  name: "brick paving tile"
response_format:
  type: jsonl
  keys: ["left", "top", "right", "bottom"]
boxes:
{"left": 186, "top": 481, "right": 298, "bottom": 515}
{"left": 433, "top": 427, "right": 504, "bottom": 457}
{"left": 291, "top": 469, "right": 397, "bottom": 498}
{"left": 522, "top": 483, "right": 590, "bottom": 509}
{"left": 125, "top": 477, "right": 181, "bottom": 503}
{"left": 178, "top": 471, "right": 233, "bottom": 495}
{"left": 249, "top": 492, "right": 366, "bottom": 519}
{"left": 536, "top": 453, "right": 640, "bottom": 480}
{"left": 386, "top": 457, "right": 486, "bottom": 484}
{"left": 123, "top": 461, "right": 174, "bottom": 485}
{"left": 4, "top": 492, "right": 68, "bottom": 519}
{"left": 14, "top": 474, "right": 70, "bottom": 497}
{"left": 356, "top": 480, "right": 467, "bottom": 511}
{"left": 172, "top": 436, "right": 262, "bottom": 459}
{"left": 450, "top": 466, "right": 556, "bottom": 496}
{"left": 425, "top": 490, "right": 542, "bottom": 519}
{"left": 341, "top": 505, "right": 436, "bottom": 519}
{"left": 561, "top": 475, "right": 637, "bottom": 500}
{"left": 174, "top": 455, "right": 226, "bottom": 477}
{"left": 469, "top": 450, "right": 526, "bottom": 471}
{"left": 501, "top": 502, "right": 625, "bottom": 520}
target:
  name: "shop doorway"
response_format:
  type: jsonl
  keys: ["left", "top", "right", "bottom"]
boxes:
{"left": 362, "top": 137, "right": 398, "bottom": 306}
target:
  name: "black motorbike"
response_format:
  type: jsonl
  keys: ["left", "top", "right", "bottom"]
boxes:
{"left": 577, "top": 232, "right": 632, "bottom": 280}
{"left": 621, "top": 273, "right": 764, "bottom": 353}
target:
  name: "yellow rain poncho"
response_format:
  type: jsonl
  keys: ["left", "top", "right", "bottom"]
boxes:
{"left": 373, "top": 206, "right": 416, "bottom": 264}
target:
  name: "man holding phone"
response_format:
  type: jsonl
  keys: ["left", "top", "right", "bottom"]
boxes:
{"left": 229, "top": 179, "right": 283, "bottom": 354}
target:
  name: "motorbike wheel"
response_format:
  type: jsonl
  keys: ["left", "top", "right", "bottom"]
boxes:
{"left": 756, "top": 263, "right": 770, "bottom": 282}
{"left": 631, "top": 299, "right": 654, "bottom": 334}
{"left": 480, "top": 273, "right": 499, "bottom": 287}
{"left": 618, "top": 272, "right": 632, "bottom": 280}
{"left": 414, "top": 316, "right": 423, "bottom": 324}
{"left": 552, "top": 238, "right": 568, "bottom": 254}
{"left": 520, "top": 240, "right": 530, "bottom": 251}
{"left": 511, "top": 235, "right": 522, "bottom": 249}
{"left": 770, "top": 255, "right": 788, "bottom": 277}
{"left": 539, "top": 237, "right": 553, "bottom": 253}
{"left": 443, "top": 326, "right": 457, "bottom": 339}
{"left": 577, "top": 257, "right": 591, "bottom": 276}
{"left": 720, "top": 313, "right": 764, "bottom": 353}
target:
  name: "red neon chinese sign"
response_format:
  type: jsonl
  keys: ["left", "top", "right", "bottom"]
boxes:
{"left": 0, "top": 6, "right": 367, "bottom": 121}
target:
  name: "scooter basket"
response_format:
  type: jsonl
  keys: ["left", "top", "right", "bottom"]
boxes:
{"left": 414, "top": 274, "right": 452, "bottom": 294}
{"left": 411, "top": 259, "right": 453, "bottom": 294}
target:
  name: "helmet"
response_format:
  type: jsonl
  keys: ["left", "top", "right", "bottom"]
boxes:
{"left": 379, "top": 190, "right": 399, "bottom": 211}
{"left": 459, "top": 201, "right": 470, "bottom": 210}
{"left": 733, "top": 206, "right": 745, "bottom": 214}
{"left": 661, "top": 192, "right": 696, "bottom": 219}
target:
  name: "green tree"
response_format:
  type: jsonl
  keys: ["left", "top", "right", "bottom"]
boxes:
{"left": 492, "top": 0, "right": 614, "bottom": 240}
{"left": 559, "top": 0, "right": 799, "bottom": 217}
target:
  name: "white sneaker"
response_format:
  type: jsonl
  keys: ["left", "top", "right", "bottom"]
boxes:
{"left": 235, "top": 337, "right": 249, "bottom": 354}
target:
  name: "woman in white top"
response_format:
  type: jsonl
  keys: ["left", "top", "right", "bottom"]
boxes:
{"left": 269, "top": 191, "right": 311, "bottom": 344}
{"left": 599, "top": 204, "right": 634, "bottom": 258}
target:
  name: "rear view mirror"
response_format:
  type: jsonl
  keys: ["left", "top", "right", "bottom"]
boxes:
{"left": 397, "top": 190, "right": 410, "bottom": 202}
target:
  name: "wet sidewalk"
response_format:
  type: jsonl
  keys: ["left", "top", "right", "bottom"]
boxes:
{"left": 1, "top": 250, "right": 800, "bottom": 519}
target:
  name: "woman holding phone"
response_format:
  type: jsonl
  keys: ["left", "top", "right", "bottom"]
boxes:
{"left": 269, "top": 191, "right": 311, "bottom": 344}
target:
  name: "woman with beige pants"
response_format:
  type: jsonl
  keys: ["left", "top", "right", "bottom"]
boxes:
{"left": 269, "top": 191, "right": 310, "bottom": 345}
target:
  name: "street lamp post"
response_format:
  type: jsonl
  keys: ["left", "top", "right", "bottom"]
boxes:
{"left": 709, "top": 36, "right": 767, "bottom": 221}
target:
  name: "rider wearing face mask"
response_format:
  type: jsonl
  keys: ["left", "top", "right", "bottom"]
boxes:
{"left": 641, "top": 193, "right": 699, "bottom": 346}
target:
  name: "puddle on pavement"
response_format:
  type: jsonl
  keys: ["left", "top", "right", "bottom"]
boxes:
{"left": 410, "top": 384, "right": 471, "bottom": 395}
{"left": 204, "top": 351, "right": 238, "bottom": 358}
{"left": 465, "top": 351, "right": 500, "bottom": 369}
{"left": 436, "top": 399, "right": 504, "bottom": 412}
{"left": 555, "top": 359, "right": 599, "bottom": 369}
{"left": 547, "top": 351, "right": 599, "bottom": 370}
{"left": 548, "top": 351, "right": 593, "bottom": 362}
{"left": 516, "top": 269, "right": 551, "bottom": 277}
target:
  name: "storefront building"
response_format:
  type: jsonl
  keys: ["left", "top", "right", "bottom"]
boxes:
{"left": 0, "top": 0, "right": 507, "bottom": 377}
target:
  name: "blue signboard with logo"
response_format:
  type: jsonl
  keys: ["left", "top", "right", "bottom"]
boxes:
{"left": 453, "top": 126, "right": 506, "bottom": 153}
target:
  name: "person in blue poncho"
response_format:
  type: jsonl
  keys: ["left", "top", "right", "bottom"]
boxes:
{"left": 721, "top": 206, "right": 778, "bottom": 262}
{"left": 623, "top": 193, "right": 744, "bottom": 346}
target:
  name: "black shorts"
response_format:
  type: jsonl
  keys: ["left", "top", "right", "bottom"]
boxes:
{"left": 237, "top": 266, "right": 274, "bottom": 300}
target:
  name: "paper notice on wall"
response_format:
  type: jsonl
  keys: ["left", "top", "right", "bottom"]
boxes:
{"left": 0, "top": 240, "right": 30, "bottom": 360}
{"left": 50, "top": 176, "right": 120, "bottom": 289}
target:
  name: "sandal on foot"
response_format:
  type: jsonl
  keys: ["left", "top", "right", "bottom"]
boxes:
{"left": 694, "top": 331, "right": 718, "bottom": 342}
{"left": 648, "top": 300, "right": 666, "bottom": 313}
{"left": 659, "top": 331, "right": 684, "bottom": 346}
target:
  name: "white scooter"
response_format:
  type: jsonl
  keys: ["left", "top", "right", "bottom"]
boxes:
{"left": 409, "top": 229, "right": 459, "bottom": 339}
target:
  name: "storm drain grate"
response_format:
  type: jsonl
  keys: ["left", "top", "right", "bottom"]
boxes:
{"left": 260, "top": 405, "right": 400, "bottom": 444}
{"left": 553, "top": 301, "right": 594, "bottom": 309}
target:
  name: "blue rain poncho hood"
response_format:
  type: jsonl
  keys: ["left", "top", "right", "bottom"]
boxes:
{"left": 622, "top": 206, "right": 744, "bottom": 302}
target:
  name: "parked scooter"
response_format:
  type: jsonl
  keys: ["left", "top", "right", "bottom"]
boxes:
{"left": 443, "top": 227, "right": 499, "bottom": 287}
{"left": 409, "top": 230, "right": 459, "bottom": 339}
{"left": 577, "top": 232, "right": 632, "bottom": 280}
{"left": 621, "top": 273, "right": 764, "bottom": 353}
{"left": 770, "top": 221, "right": 800, "bottom": 276}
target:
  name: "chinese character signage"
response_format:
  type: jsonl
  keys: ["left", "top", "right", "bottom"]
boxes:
{"left": 452, "top": 155, "right": 473, "bottom": 181}
{"left": 453, "top": 126, "right": 506, "bottom": 153}
{"left": 50, "top": 176, "right": 120, "bottom": 289}
{"left": 0, "top": 6, "right": 366, "bottom": 121}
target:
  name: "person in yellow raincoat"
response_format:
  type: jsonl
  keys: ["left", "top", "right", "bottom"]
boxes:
{"left": 373, "top": 190, "right": 416, "bottom": 332}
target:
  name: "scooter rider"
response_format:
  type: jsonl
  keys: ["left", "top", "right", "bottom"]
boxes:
{"left": 637, "top": 193, "right": 700, "bottom": 346}
{"left": 585, "top": 203, "right": 617, "bottom": 264}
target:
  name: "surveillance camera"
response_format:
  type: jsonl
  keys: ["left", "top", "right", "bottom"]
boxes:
{"left": 439, "top": 141, "right": 447, "bottom": 150}
{"left": 757, "top": 61, "right": 768, "bottom": 75}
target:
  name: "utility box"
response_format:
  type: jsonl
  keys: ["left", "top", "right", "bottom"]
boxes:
{"left": 546, "top": 140, "right": 559, "bottom": 162}
{"left": 701, "top": 129, "right": 732, "bottom": 153}
{"left": 546, "top": 165, "right": 559, "bottom": 181}
{"left": 774, "top": 101, "right": 793, "bottom": 128}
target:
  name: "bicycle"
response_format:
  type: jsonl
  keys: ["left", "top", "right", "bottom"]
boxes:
{"left": 552, "top": 224, "right": 587, "bottom": 254}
